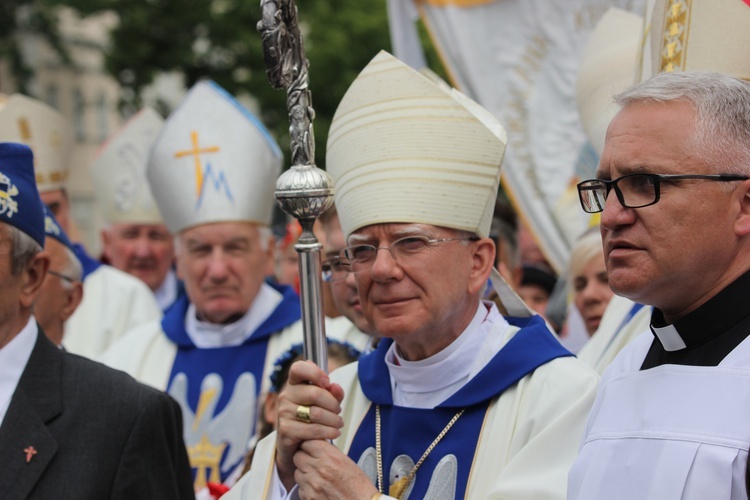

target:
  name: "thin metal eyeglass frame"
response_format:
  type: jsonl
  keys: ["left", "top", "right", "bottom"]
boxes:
{"left": 321, "top": 257, "right": 349, "bottom": 283}
{"left": 340, "top": 236, "right": 479, "bottom": 274}
{"left": 577, "top": 173, "right": 749, "bottom": 214}
{"left": 47, "top": 270, "right": 76, "bottom": 283}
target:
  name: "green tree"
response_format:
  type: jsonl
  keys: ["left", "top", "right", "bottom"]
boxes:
{"left": 100, "top": 0, "right": 393, "bottom": 169}
{"left": 0, "top": 0, "right": 74, "bottom": 93}
{"left": 3, "top": 0, "right": 446, "bottom": 169}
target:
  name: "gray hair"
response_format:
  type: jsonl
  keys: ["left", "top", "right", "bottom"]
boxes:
{"left": 8, "top": 226, "right": 43, "bottom": 276}
{"left": 454, "top": 228, "right": 481, "bottom": 244}
{"left": 614, "top": 72, "right": 750, "bottom": 175}
{"left": 59, "top": 245, "right": 83, "bottom": 289}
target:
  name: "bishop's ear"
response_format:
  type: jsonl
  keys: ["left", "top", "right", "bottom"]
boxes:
{"left": 467, "top": 237, "right": 496, "bottom": 295}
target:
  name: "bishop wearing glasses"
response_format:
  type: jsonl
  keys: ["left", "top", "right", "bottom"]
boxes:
{"left": 227, "top": 51, "right": 598, "bottom": 500}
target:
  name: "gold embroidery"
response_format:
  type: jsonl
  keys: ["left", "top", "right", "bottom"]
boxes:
{"left": 18, "top": 118, "right": 32, "bottom": 142}
{"left": 188, "top": 434, "right": 227, "bottom": 490}
{"left": 35, "top": 171, "right": 69, "bottom": 186}
{"left": 174, "top": 131, "right": 220, "bottom": 198}
{"left": 188, "top": 385, "right": 225, "bottom": 490}
{"left": 660, "top": 0, "right": 690, "bottom": 73}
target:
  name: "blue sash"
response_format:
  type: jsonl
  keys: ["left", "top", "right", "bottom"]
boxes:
{"left": 161, "top": 278, "right": 186, "bottom": 314}
{"left": 164, "top": 282, "right": 300, "bottom": 485}
{"left": 349, "top": 315, "right": 571, "bottom": 498}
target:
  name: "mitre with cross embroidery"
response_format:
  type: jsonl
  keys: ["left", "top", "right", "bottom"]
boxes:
{"left": 147, "top": 80, "right": 282, "bottom": 234}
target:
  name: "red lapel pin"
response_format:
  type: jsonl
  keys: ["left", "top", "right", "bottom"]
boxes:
{"left": 24, "top": 446, "right": 37, "bottom": 463}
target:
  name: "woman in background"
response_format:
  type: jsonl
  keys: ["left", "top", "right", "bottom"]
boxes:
{"left": 569, "top": 229, "right": 614, "bottom": 337}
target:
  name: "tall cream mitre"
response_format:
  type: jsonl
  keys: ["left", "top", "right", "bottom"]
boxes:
{"left": 327, "top": 50, "right": 506, "bottom": 240}
{"left": 89, "top": 108, "right": 164, "bottom": 224}
{"left": 0, "top": 93, "right": 73, "bottom": 192}
{"left": 641, "top": 0, "right": 750, "bottom": 81}
{"left": 147, "top": 81, "right": 283, "bottom": 234}
{"left": 328, "top": 51, "right": 533, "bottom": 317}
{"left": 576, "top": 8, "right": 642, "bottom": 156}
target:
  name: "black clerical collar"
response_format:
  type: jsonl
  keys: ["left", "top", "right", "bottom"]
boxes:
{"left": 641, "top": 269, "right": 750, "bottom": 369}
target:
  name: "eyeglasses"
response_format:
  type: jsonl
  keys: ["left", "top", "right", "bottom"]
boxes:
{"left": 321, "top": 256, "right": 349, "bottom": 283}
{"left": 341, "top": 235, "right": 479, "bottom": 274}
{"left": 577, "top": 173, "right": 749, "bottom": 214}
{"left": 47, "top": 270, "right": 75, "bottom": 283}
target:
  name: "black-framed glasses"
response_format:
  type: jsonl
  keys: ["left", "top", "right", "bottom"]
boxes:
{"left": 47, "top": 270, "right": 75, "bottom": 283}
{"left": 321, "top": 256, "right": 349, "bottom": 283}
{"left": 577, "top": 173, "right": 749, "bottom": 214}
{"left": 341, "top": 235, "right": 479, "bottom": 274}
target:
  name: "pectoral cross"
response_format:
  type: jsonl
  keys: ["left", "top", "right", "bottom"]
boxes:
{"left": 389, "top": 477, "right": 410, "bottom": 499}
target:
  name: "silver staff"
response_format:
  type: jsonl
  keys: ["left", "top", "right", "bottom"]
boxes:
{"left": 258, "top": 0, "right": 333, "bottom": 371}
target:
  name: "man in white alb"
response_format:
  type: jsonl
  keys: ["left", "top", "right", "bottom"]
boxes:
{"left": 568, "top": 71, "right": 750, "bottom": 499}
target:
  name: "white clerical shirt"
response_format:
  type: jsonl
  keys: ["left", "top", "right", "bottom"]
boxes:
{"left": 185, "top": 283, "right": 283, "bottom": 348}
{"left": 0, "top": 317, "right": 37, "bottom": 426}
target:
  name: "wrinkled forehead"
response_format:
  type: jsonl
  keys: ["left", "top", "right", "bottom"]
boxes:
{"left": 179, "top": 220, "right": 267, "bottom": 245}
{"left": 109, "top": 222, "right": 171, "bottom": 234}
{"left": 347, "top": 223, "right": 454, "bottom": 244}
{"left": 597, "top": 101, "right": 698, "bottom": 179}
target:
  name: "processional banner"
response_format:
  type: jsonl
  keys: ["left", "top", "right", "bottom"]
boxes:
{"left": 388, "top": 0, "right": 646, "bottom": 273}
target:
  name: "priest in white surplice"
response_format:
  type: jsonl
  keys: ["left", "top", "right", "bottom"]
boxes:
{"left": 568, "top": 70, "right": 750, "bottom": 499}
{"left": 0, "top": 93, "right": 162, "bottom": 360}
{"left": 226, "top": 51, "right": 599, "bottom": 500}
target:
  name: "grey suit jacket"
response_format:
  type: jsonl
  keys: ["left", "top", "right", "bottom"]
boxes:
{"left": 0, "top": 329, "right": 195, "bottom": 499}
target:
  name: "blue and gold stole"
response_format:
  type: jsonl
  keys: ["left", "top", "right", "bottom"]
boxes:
{"left": 348, "top": 315, "right": 571, "bottom": 499}
{"left": 164, "top": 282, "right": 300, "bottom": 487}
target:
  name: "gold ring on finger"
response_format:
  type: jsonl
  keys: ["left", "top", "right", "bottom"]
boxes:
{"left": 296, "top": 404, "right": 312, "bottom": 423}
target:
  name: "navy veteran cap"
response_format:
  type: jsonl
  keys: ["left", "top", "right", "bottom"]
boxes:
{"left": 0, "top": 143, "right": 45, "bottom": 246}
{"left": 43, "top": 204, "right": 73, "bottom": 250}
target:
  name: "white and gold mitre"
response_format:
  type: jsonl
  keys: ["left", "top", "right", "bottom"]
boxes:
{"left": 89, "top": 108, "right": 164, "bottom": 225}
{"left": 328, "top": 51, "right": 532, "bottom": 317}
{"left": 0, "top": 93, "right": 72, "bottom": 192}
{"left": 576, "top": 8, "right": 642, "bottom": 156}
{"left": 640, "top": 0, "right": 750, "bottom": 81}
{"left": 147, "top": 81, "right": 282, "bottom": 234}
{"left": 327, "top": 50, "right": 507, "bottom": 240}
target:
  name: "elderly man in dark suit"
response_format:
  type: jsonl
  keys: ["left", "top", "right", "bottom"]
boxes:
{"left": 0, "top": 142, "right": 194, "bottom": 499}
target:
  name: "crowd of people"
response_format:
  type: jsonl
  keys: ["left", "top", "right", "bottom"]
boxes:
{"left": 1, "top": 1, "right": 750, "bottom": 499}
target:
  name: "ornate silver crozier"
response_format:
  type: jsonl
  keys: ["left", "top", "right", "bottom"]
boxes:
{"left": 258, "top": 0, "right": 333, "bottom": 371}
